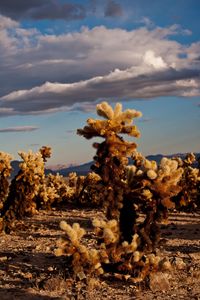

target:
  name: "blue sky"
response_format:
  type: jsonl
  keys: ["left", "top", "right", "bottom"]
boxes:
{"left": 0, "top": 0, "right": 199, "bottom": 166}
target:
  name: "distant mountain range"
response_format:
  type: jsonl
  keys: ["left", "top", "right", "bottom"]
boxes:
{"left": 10, "top": 152, "right": 199, "bottom": 179}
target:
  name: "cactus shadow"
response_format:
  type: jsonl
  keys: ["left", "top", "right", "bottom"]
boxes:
{"left": 0, "top": 288, "right": 61, "bottom": 300}
{"left": 161, "top": 223, "right": 200, "bottom": 240}
{"left": 0, "top": 250, "right": 69, "bottom": 293}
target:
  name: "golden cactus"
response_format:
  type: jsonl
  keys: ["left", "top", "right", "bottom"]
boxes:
{"left": 77, "top": 101, "right": 142, "bottom": 220}
{"left": 55, "top": 221, "right": 104, "bottom": 279}
{"left": 0, "top": 152, "right": 13, "bottom": 210}
{"left": 172, "top": 153, "right": 200, "bottom": 209}
{"left": 1, "top": 150, "right": 46, "bottom": 233}
{"left": 56, "top": 102, "right": 198, "bottom": 283}
{"left": 39, "top": 146, "right": 52, "bottom": 162}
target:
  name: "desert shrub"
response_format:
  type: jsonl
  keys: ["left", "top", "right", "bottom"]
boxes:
{"left": 0, "top": 152, "right": 13, "bottom": 231}
{"left": 0, "top": 152, "right": 12, "bottom": 210}
{"left": 56, "top": 101, "right": 199, "bottom": 283}
{"left": 0, "top": 149, "right": 47, "bottom": 233}
{"left": 172, "top": 153, "right": 200, "bottom": 209}
{"left": 72, "top": 172, "right": 104, "bottom": 207}
{"left": 37, "top": 172, "right": 76, "bottom": 209}
{"left": 56, "top": 101, "right": 175, "bottom": 282}
{"left": 77, "top": 101, "right": 141, "bottom": 219}
{"left": 35, "top": 170, "right": 105, "bottom": 209}
{"left": 124, "top": 152, "right": 184, "bottom": 249}
{"left": 39, "top": 145, "right": 52, "bottom": 162}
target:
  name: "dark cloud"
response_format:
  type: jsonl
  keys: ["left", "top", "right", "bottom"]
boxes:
{"left": 0, "top": 126, "right": 39, "bottom": 132}
{"left": 0, "top": 0, "right": 86, "bottom": 21}
{"left": 1, "top": 67, "right": 199, "bottom": 116}
{"left": 104, "top": 0, "right": 123, "bottom": 17}
{"left": 30, "top": 2, "right": 86, "bottom": 21}
{"left": 0, "top": 0, "right": 42, "bottom": 17}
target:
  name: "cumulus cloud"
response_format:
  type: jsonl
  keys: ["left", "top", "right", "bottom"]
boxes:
{"left": 0, "top": 0, "right": 86, "bottom": 21}
{"left": 0, "top": 17, "right": 200, "bottom": 116}
{"left": 0, "top": 126, "right": 39, "bottom": 132}
{"left": 0, "top": 14, "right": 18, "bottom": 29}
{"left": 104, "top": 0, "right": 123, "bottom": 17}
{"left": 143, "top": 50, "right": 168, "bottom": 69}
{"left": 1, "top": 22, "right": 199, "bottom": 93}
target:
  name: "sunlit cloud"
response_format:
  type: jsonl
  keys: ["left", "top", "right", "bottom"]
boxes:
{"left": 0, "top": 66, "right": 199, "bottom": 116}
{"left": 0, "top": 15, "right": 200, "bottom": 117}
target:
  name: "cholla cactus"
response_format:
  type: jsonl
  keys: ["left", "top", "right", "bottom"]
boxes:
{"left": 77, "top": 101, "right": 142, "bottom": 219}
{"left": 56, "top": 217, "right": 169, "bottom": 283}
{"left": 55, "top": 221, "right": 104, "bottom": 279}
{"left": 0, "top": 152, "right": 13, "bottom": 210}
{"left": 172, "top": 153, "right": 200, "bottom": 209}
{"left": 0, "top": 150, "right": 46, "bottom": 233}
{"left": 75, "top": 172, "right": 105, "bottom": 206}
{"left": 39, "top": 146, "right": 52, "bottom": 162}
{"left": 58, "top": 101, "right": 168, "bottom": 281}
{"left": 37, "top": 173, "right": 75, "bottom": 208}
{"left": 57, "top": 102, "right": 191, "bottom": 282}
{"left": 125, "top": 153, "right": 184, "bottom": 250}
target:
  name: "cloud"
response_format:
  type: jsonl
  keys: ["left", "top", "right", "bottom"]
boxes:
{"left": 0, "top": 0, "right": 86, "bottom": 21}
{"left": 104, "top": 0, "right": 123, "bottom": 17}
{"left": 1, "top": 66, "right": 199, "bottom": 116}
{"left": 1, "top": 22, "right": 199, "bottom": 94}
{"left": 0, "top": 14, "right": 18, "bottom": 29}
{"left": 143, "top": 50, "right": 167, "bottom": 69}
{"left": 0, "top": 19, "right": 200, "bottom": 116}
{"left": 0, "top": 126, "right": 39, "bottom": 132}
{"left": 139, "top": 17, "right": 154, "bottom": 28}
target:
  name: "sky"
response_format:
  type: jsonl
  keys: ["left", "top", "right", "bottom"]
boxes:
{"left": 0, "top": 0, "right": 199, "bottom": 166}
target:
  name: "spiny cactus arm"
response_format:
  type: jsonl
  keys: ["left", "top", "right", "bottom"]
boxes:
{"left": 96, "top": 101, "right": 114, "bottom": 119}
{"left": 0, "top": 152, "right": 13, "bottom": 176}
{"left": 108, "top": 138, "right": 137, "bottom": 157}
{"left": 56, "top": 221, "right": 104, "bottom": 278}
{"left": 184, "top": 152, "right": 196, "bottom": 165}
{"left": 120, "top": 125, "right": 141, "bottom": 137}
{"left": 115, "top": 108, "right": 142, "bottom": 125}
{"left": 39, "top": 146, "right": 52, "bottom": 162}
{"left": 97, "top": 102, "right": 142, "bottom": 124}
{"left": 78, "top": 101, "right": 142, "bottom": 139}
{"left": 77, "top": 124, "right": 101, "bottom": 139}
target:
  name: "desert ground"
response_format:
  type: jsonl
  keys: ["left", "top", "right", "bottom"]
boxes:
{"left": 0, "top": 204, "right": 200, "bottom": 300}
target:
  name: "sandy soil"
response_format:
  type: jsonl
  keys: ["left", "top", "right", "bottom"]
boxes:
{"left": 0, "top": 205, "right": 200, "bottom": 300}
